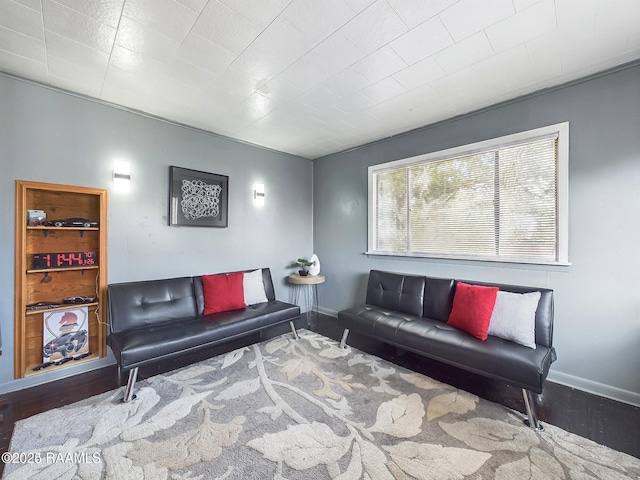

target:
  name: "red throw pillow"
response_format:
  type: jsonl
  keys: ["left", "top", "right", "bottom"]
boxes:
{"left": 202, "top": 272, "right": 246, "bottom": 314}
{"left": 447, "top": 282, "right": 499, "bottom": 340}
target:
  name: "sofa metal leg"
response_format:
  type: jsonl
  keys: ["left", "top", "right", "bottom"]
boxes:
{"left": 339, "top": 328, "right": 350, "bottom": 349}
{"left": 122, "top": 367, "right": 139, "bottom": 403}
{"left": 289, "top": 321, "right": 299, "bottom": 340}
{"left": 522, "top": 388, "right": 543, "bottom": 431}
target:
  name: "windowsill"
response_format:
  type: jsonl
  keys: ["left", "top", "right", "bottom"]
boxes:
{"left": 365, "top": 251, "right": 572, "bottom": 267}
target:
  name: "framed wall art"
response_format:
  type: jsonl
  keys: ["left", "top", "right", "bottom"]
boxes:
{"left": 169, "top": 166, "right": 229, "bottom": 227}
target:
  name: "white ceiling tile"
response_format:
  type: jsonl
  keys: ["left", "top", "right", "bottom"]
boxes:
{"left": 439, "top": 0, "right": 514, "bottom": 42}
{"left": 277, "top": 55, "right": 333, "bottom": 92}
{"left": 386, "top": 0, "right": 457, "bottom": 29}
{"left": 282, "top": 0, "right": 356, "bottom": 44}
{"left": 122, "top": 0, "right": 197, "bottom": 42}
{"left": 236, "top": 91, "right": 278, "bottom": 117}
{"left": 303, "top": 31, "right": 365, "bottom": 77}
{"left": 333, "top": 91, "right": 376, "bottom": 115}
{"left": 10, "top": 0, "right": 41, "bottom": 12}
{"left": 389, "top": 15, "right": 454, "bottom": 65}
{"left": 48, "top": 62, "right": 103, "bottom": 98}
{"left": 504, "top": 53, "right": 562, "bottom": 88}
{"left": 175, "top": 0, "right": 208, "bottom": 13}
{"left": 627, "top": 25, "right": 640, "bottom": 51}
{"left": 50, "top": 74, "right": 102, "bottom": 98}
{"left": 352, "top": 45, "right": 407, "bottom": 83}
{"left": 392, "top": 56, "right": 446, "bottom": 91}
{"left": 433, "top": 31, "right": 494, "bottom": 74}
{"left": 151, "top": 77, "right": 221, "bottom": 116}
{"left": 217, "top": 0, "right": 291, "bottom": 29}
{"left": 176, "top": 33, "right": 236, "bottom": 75}
{"left": 257, "top": 76, "right": 305, "bottom": 103}
{"left": 360, "top": 76, "right": 405, "bottom": 103}
{"left": 525, "top": 26, "right": 591, "bottom": 67}
{"left": 213, "top": 67, "right": 262, "bottom": 100}
{"left": 164, "top": 57, "right": 219, "bottom": 91}
{"left": 560, "top": 32, "right": 630, "bottom": 73}
{"left": 513, "top": 0, "right": 541, "bottom": 11}
{"left": 199, "top": 82, "right": 247, "bottom": 110}
{"left": 0, "top": 24, "right": 45, "bottom": 62}
{"left": 115, "top": 16, "right": 180, "bottom": 63}
{"left": 0, "top": 48, "right": 48, "bottom": 81}
{"left": 51, "top": 0, "right": 125, "bottom": 29}
{"left": 101, "top": 80, "right": 149, "bottom": 110}
{"left": 0, "top": 0, "right": 44, "bottom": 40}
{"left": 428, "top": 68, "right": 480, "bottom": 97}
{"left": 110, "top": 44, "right": 166, "bottom": 78}
{"left": 45, "top": 30, "right": 110, "bottom": 72}
{"left": 230, "top": 16, "right": 314, "bottom": 83}
{"left": 472, "top": 44, "right": 530, "bottom": 86}
{"left": 464, "top": 74, "right": 511, "bottom": 103}
{"left": 339, "top": 0, "right": 408, "bottom": 55}
{"left": 47, "top": 52, "right": 104, "bottom": 87}
{"left": 322, "top": 66, "right": 371, "bottom": 97}
{"left": 485, "top": 0, "right": 557, "bottom": 53}
{"left": 528, "top": 16, "right": 594, "bottom": 51}
{"left": 298, "top": 85, "right": 343, "bottom": 110}
{"left": 554, "top": 0, "right": 596, "bottom": 29}
{"left": 342, "top": 0, "right": 375, "bottom": 14}
{"left": 104, "top": 64, "right": 156, "bottom": 96}
{"left": 223, "top": 103, "right": 263, "bottom": 128}
{"left": 594, "top": 0, "right": 640, "bottom": 38}
{"left": 192, "top": 1, "right": 261, "bottom": 55}
{"left": 42, "top": 0, "right": 116, "bottom": 53}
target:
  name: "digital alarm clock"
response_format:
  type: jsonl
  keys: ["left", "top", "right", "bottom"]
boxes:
{"left": 32, "top": 251, "right": 97, "bottom": 269}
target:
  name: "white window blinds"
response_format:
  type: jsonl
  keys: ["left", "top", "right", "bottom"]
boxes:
{"left": 369, "top": 124, "right": 569, "bottom": 265}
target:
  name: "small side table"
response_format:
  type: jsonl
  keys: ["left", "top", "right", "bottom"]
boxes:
{"left": 288, "top": 274, "right": 325, "bottom": 326}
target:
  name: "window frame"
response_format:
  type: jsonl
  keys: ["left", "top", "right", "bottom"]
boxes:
{"left": 367, "top": 122, "right": 570, "bottom": 266}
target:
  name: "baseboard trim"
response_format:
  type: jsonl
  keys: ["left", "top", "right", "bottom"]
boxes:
{"left": 316, "top": 306, "right": 338, "bottom": 317}
{"left": 547, "top": 371, "right": 640, "bottom": 408}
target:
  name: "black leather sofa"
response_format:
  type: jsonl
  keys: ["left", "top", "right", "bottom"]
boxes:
{"left": 108, "top": 268, "right": 300, "bottom": 402}
{"left": 337, "top": 270, "right": 556, "bottom": 430}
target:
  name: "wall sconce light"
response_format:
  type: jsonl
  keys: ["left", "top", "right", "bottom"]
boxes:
{"left": 253, "top": 183, "right": 265, "bottom": 206}
{"left": 114, "top": 160, "right": 131, "bottom": 192}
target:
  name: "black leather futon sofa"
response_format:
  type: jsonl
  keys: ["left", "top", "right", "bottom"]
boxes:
{"left": 108, "top": 267, "right": 300, "bottom": 402}
{"left": 338, "top": 270, "right": 556, "bottom": 430}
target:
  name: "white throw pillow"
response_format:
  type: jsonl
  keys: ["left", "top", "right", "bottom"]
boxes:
{"left": 487, "top": 291, "right": 541, "bottom": 349}
{"left": 243, "top": 269, "right": 268, "bottom": 305}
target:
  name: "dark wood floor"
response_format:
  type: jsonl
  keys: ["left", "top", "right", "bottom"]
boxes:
{"left": 1, "top": 314, "right": 638, "bottom": 477}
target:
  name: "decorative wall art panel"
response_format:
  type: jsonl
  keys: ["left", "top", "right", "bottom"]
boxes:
{"left": 43, "top": 307, "right": 89, "bottom": 363}
{"left": 169, "top": 166, "right": 229, "bottom": 227}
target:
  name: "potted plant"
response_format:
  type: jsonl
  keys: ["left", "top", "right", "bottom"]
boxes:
{"left": 289, "top": 258, "right": 315, "bottom": 276}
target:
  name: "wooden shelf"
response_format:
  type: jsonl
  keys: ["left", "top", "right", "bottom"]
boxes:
{"left": 27, "top": 226, "right": 99, "bottom": 231}
{"left": 25, "top": 302, "right": 99, "bottom": 316}
{"left": 24, "top": 353, "right": 100, "bottom": 378}
{"left": 27, "top": 266, "right": 100, "bottom": 274}
{"left": 15, "top": 180, "right": 108, "bottom": 379}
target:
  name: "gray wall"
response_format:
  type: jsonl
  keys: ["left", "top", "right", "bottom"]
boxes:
{"left": 313, "top": 63, "right": 640, "bottom": 407}
{"left": 0, "top": 74, "right": 313, "bottom": 392}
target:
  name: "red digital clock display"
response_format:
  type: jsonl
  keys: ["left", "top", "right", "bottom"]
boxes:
{"left": 32, "top": 251, "right": 97, "bottom": 269}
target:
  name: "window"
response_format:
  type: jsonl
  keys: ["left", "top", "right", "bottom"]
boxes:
{"left": 368, "top": 123, "right": 569, "bottom": 265}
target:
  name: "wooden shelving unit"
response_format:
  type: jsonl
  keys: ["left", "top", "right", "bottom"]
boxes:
{"left": 14, "top": 181, "right": 108, "bottom": 379}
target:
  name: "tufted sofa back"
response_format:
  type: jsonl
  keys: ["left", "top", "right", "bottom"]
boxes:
{"left": 108, "top": 268, "right": 276, "bottom": 334}
{"left": 364, "top": 270, "right": 554, "bottom": 349}
{"left": 365, "top": 270, "right": 425, "bottom": 317}
{"left": 108, "top": 277, "right": 198, "bottom": 334}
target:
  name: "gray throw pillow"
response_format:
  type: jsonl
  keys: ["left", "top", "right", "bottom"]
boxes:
{"left": 243, "top": 269, "right": 268, "bottom": 305}
{"left": 487, "top": 291, "right": 541, "bottom": 349}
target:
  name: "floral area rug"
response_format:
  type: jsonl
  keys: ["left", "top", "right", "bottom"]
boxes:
{"left": 4, "top": 330, "right": 640, "bottom": 479}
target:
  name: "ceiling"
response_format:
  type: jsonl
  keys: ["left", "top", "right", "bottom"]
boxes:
{"left": 1, "top": 0, "right": 639, "bottom": 159}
